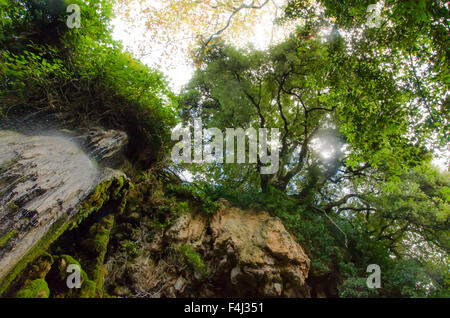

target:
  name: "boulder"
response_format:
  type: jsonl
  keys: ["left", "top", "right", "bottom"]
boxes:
{"left": 208, "top": 200, "right": 310, "bottom": 297}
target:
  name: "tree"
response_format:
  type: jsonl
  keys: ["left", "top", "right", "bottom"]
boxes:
{"left": 332, "top": 162, "right": 450, "bottom": 297}
{"left": 353, "top": 163, "right": 450, "bottom": 255}
{"left": 179, "top": 29, "right": 425, "bottom": 194}
{"left": 177, "top": 12, "right": 449, "bottom": 296}
{"left": 113, "top": 0, "right": 281, "bottom": 66}
{"left": 283, "top": 0, "right": 449, "bottom": 149}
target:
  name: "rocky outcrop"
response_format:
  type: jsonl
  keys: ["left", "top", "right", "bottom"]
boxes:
{"left": 106, "top": 199, "right": 310, "bottom": 298}
{"left": 0, "top": 127, "right": 311, "bottom": 298}
{"left": 208, "top": 201, "right": 310, "bottom": 297}
{"left": 0, "top": 128, "right": 130, "bottom": 295}
{"left": 77, "top": 128, "right": 128, "bottom": 167}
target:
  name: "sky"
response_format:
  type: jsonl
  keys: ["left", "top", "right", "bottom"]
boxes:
{"left": 111, "top": 0, "right": 291, "bottom": 92}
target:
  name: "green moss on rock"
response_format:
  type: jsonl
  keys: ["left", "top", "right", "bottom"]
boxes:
{"left": 15, "top": 279, "right": 49, "bottom": 298}
{"left": 175, "top": 244, "right": 209, "bottom": 276}
{"left": 53, "top": 254, "right": 100, "bottom": 298}
{"left": 80, "top": 279, "right": 97, "bottom": 298}
{"left": 70, "top": 176, "right": 132, "bottom": 229}
{"left": 0, "top": 214, "right": 70, "bottom": 296}
{"left": 84, "top": 214, "right": 115, "bottom": 294}
{"left": 69, "top": 179, "right": 113, "bottom": 230}
{"left": 26, "top": 252, "right": 54, "bottom": 281}
{"left": 0, "top": 174, "right": 131, "bottom": 297}
{"left": 0, "top": 229, "right": 19, "bottom": 248}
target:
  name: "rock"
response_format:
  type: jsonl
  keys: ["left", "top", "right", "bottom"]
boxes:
{"left": 110, "top": 199, "right": 311, "bottom": 298}
{"left": 273, "top": 283, "right": 282, "bottom": 295}
{"left": 174, "top": 276, "right": 186, "bottom": 292}
{"left": 166, "top": 212, "right": 207, "bottom": 246}
{"left": 77, "top": 127, "right": 128, "bottom": 167}
{"left": 230, "top": 266, "right": 241, "bottom": 285}
{"left": 209, "top": 203, "right": 310, "bottom": 297}
{"left": 0, "top": 128, "right": 130, "bottom": 295}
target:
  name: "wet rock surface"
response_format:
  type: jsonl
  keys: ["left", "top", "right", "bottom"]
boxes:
{"left": 0, "top": 128, "right": 128, "bottom": 289}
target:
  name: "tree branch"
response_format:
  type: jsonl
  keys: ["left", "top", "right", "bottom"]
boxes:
{"left": 202, "top": 0, "right": 270, "bottom": 47}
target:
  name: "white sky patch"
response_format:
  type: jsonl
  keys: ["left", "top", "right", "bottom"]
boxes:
{"left": 111, "top": 0, "right": 292, "bottom": 92}
{"left": 431, "top": 147, "right": 450, "bottom": 172}
{"left": 179, "top": 169, "right": 194, "bottom": 182}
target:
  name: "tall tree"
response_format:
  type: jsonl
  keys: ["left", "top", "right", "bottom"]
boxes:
{"left": 179, "top": 30, "right": 426, "bottom": 193}
{"left": 113, "top": 0, "right": 283, "bottom": 66}
{"left": 284, "top": 0, "right": 449, "bottom": 149}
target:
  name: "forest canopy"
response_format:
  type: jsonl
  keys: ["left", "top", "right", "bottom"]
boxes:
{"left": 0, "top": 0, "right": 449, "bottom": 298}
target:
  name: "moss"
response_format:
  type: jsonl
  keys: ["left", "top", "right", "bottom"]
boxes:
{"left": 123, "top": 240, "right": 139, "bottom": 258}
{"left": 58, "top": 255, "right": 91, "bottom": 285}
{"left": 113, "top": 176, "right": 125, "bottom": 198}
{"left": 15, "top": 279, "right": 49, "bottom": 298}
{"left": 55, "top": 255, "right": 99, "bottom": 298}
{"left": 175, "top": 244, "right": 209, "bottom": 276}
{"left": 28, "top": 253, "right": 54, "bottom": 280}
{"left": 0, "top": 212, "right": 72, "bottom": 296}
{"left": 70, "top": 176, "right": 132, "bottom": 229}
{"left": 69, "top": 179, "right": 113, "bottom": 230}
{"left": 80, "top": 279, "right": 97, "bottom": 298}
{"left": 59, "top": 254, "right": 81, "bottom": 269}
{"left": 118, "top": 198, "right": 128, "bottom": 214}
{"left": 0, "top": 175, "right": 131, "bottom": 296}
{"left": 84, "top": 214, "right": 115, "bottom": 294}
{"left": 7, "top": 201, "right": 19, "bottom": 213}
{"left": 0, "top": 229, "right": 19, "bottom": 248}
{"left": 87, "top": 223, "right": 110, "bottom": 255}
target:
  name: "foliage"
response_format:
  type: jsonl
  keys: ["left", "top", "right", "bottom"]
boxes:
{"left": 0, "top": 0, "right": 178, "bottom": 168}
{"left": 167, "top": 182, "right": 219, "bottom": 214}
{"left": 113, "top": 0, "right": 275, "bottom": 66}
{"left": 362, "top": 163, "right": 450, "bottom": 254}
{"left": 179, "top": 31, "right": 427, "bottom": 193}
{"left": 175, "top": 244, "right": 209, "bottom": 276}
{"left": 284, "top": 0, "right": 449, "bottom": 148}
{"left": 15, "top": 278, "right": 50, "bottom": 298}
{"left": 338, "top": 277, "right": 376, "bottom": 298}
